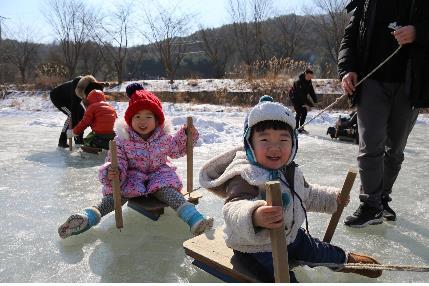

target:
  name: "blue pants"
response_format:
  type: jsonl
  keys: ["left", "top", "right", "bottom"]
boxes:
{"left": 235, "top": 228, "right": 346, "bottom": 282}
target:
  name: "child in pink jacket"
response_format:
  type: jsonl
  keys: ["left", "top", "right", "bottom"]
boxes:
{"left": 58, "top": 87, "right": 213, "bottom": 238}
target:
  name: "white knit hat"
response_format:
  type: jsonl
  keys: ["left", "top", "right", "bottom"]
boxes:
{"left": 247, "top": 96, "right": 296, "bottom": 129}
{"left": 244, "top": 95, "right": 298, "bottom": 167}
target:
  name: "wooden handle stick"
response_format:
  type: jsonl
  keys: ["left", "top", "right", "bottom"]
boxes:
{"left": 323, "top": 169, "right": 357, "bottom": 243}
{"left": 109, "top": 140, "right": 123, "bottom": 230}
{"left": 186, "top": 117, "right": 193, "bottom": 196}
{"left": 265, "top": 181, "right": 289, "bottom": 283}
{"left": 69, "top": 137, "right": 72, "bottom": 151}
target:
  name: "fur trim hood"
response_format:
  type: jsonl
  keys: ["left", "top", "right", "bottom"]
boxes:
{"left": 75, "top": 75, "right": 109, "bottom": 100}
{"left": 75, "top": 75, "right": 96, "bottom": 99}
{"left": 199, "top": 146, "right": 272, "bottom": 193}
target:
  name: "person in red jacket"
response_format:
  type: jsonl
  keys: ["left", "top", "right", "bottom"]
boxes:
{"left": 67, "top": 89, "right": 117, "bottom": 150}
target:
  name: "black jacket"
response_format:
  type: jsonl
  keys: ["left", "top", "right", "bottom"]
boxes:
{"left": 338, "top": 0, "right": 429, "bottom": 108}
{"left": 49, "top": 77, "right": 84, "bottom": 128}
{"left": 289, "top": 73, "right": 317, "bottom": 107}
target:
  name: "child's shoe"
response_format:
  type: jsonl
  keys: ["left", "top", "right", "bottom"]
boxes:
{"left": 176, "top": 202, "right": 214, "bottom": 235}
{"left": 339, "top": 252, "right": 382, "bottom": 278}
{"left": 58, "top": 207, "right": 101, "bottom": 239}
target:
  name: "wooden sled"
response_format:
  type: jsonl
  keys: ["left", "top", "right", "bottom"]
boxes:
{"left": 111, "top": 117, "right": 203, "bottom": 223}
{"left": 183, "top": 228, "right": 263, "bottom": 283}
{"left": 128, "top": 190, "right": 202, "bottom": 221}
{"left": 183, "top": 170, "right": 357, "bottom": 283}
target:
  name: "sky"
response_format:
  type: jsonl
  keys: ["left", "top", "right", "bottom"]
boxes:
{"left": 0, "top": 0, "right": 313, "bottom": 45}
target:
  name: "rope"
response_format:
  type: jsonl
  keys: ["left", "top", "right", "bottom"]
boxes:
{"left": 182, "top": 186, "right": 201, "bottom": 197}
{"left": 299, "top": 45, "right": 403, "bottom": 129}
{"left": 295, "top": 260, "right": 429, "bottom": 272}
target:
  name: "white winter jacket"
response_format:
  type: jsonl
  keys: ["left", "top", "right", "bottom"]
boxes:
{"left": 199, "top": 146, "right": 340, "bottom": 253}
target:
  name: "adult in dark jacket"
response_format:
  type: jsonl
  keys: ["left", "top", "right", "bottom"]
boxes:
{"left": 289, "top": 68, "right": 318, "bottom": 133}
{"left": 50, "top": 77, "right": 83, "bottom": 147}
{"left": 338, "top": 0, "right": 429, "bottom": 227}
{"left": 50, "top": 75, "right": 108, "bottom": 148}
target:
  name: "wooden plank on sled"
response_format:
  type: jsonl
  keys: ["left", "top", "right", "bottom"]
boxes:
{"left": 127, "top": 190, "right": 202, "bottom": 221}
{"left": 81, "top": 145, "right": 103, "bottom": 154}
{"left": 183, "top": 228, "right": 262, "bottom": 283}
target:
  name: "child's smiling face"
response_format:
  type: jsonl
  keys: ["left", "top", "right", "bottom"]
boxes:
{"left": 131, "top": 109, "right": 157, "bottom": 139}
{"left": 250, "top": 128, "right": 292, "bottom": 170}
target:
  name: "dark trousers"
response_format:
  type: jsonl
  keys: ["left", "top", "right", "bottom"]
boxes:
{"left": 357, "top": 80, "right": 418, "bottom": 209}
{"left": 234, "top": 228, "right": 346, "bottom": 282}
{"left": 293, "top": 104, "right": 308, "bottom": 128}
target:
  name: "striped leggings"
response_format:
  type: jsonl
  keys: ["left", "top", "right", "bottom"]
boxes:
{"left": 95, "top": 187, "right": 187, "bottom": 217}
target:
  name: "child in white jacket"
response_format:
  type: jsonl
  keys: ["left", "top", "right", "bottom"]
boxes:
{"left": 199, "top": 96, "right": 382, "bottom": 282}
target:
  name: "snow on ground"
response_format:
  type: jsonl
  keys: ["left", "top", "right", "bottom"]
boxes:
{"left": 0, "top": 90, "right": 428, "bottom": 283}
{"left": 105, "top": 78, "right": 343, "bottom": 95}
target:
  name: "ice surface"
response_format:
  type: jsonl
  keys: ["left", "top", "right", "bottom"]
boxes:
{"left": 0, "top": 92, "right": 428, "bottom": 282}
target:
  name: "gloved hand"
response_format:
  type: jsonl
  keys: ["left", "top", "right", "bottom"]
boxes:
{"left": 66, "top": 129, "right": 77, "bottom": 139}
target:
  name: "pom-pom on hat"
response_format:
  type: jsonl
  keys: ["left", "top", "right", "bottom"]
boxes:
{"left": 243, "top": 95, "right": 298, "bottom": 168}
{"left": 125, "top": 82, "right": 144, "bottom": 98}
{"left": 124, "top": 90, "right": 165, "bottom": 127}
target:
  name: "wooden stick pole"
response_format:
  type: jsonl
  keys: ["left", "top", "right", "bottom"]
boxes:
{"left": 186, "top": 117, "right": 193, "bottom": 195}
{"left": 323, "top": 169, "right": 357, "bottom": 243}
{"left": 68, "top": 137, "right": 72, "bottom": 151}
{"left": 109, "top": 140, "right": 123, "bottom": 230}
{"left": 265, "top": 181, "right": 289, "bottom": 283}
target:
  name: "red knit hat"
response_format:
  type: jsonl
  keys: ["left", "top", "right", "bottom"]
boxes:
{"left": 124, "top": 90, "right": 165, "bottom": 126}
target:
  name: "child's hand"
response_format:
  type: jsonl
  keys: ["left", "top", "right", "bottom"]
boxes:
{"left": 108, "top": 167, "right": 120, "bottom": 181}
{"left": 252, "top": 204, "right": 284, "bottom": 229}
{"left": 337, "top": 193, "right": 350, "bottom": 207}
{"left": 184, "top": 124, "right": 197, "bottom": 138}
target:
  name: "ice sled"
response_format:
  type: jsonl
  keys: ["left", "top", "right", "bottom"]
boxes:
{"left": 110, "top": 117, "right": 202, "bottom": 224}
{"left": 128, "top": 190, "right": 202, "bottom": 221}
{"left": 327, "top": 112, "right": 358, "bottom": 144}
{"left": 183, "top": 228, "right": 264, "bottom": 282}
{"left": 183, "top": 170, "right": 357, "bottom": 282}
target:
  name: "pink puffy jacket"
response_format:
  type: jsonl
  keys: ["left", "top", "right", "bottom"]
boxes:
{"left": 99, "top": 118, "right": 198, "bottom": 198}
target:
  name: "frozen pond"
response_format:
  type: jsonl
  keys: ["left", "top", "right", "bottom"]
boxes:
{"left": 0, "top": 99, "right": 428, "bottom": 282}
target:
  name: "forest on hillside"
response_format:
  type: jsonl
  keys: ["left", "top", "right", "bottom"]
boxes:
{"left": 0, "top": 0, "right": 349, "bottom": 88}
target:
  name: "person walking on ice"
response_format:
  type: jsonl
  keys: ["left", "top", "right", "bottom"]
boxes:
{"left": 199, "top": 96, "right": 382, "bottom": 282}
{"left": 58, "top": 88, "right": 213, "bottom": 238}
{"left": 288, "top": 68, "right": 318, "bottom": 134}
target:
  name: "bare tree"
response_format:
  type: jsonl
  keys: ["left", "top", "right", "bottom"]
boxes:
{"left": 94, "top": 2, "right": 134, "bottom": 84}
{"left": 273, "top": 14, "right": 306, "bottom": 59}
{"left": 0, "top": 16, "right": 10, "bottom": 42}
{"left": 43, "top": 0, "right": 97, "bottom": 78}
{"left": 307, "top": 0, "right": 349, "bottom": 65}
{"left": 228, "top": 0, "right": 272, "bottom": 76}
{"left": 252, "top": 0, "right": 272, "bottom": 61}
{"left": 126, "top": 46, "right": 146, "bottom": 81}
{"left": 3, "top": 25, "right": 40, "bottom": 83}
{"left": 198, "top": 27, "right": 232, "bottom": 78}
{"left": 80, "top": 41, "right": 104, "bottom": 76}
{"left": 228, "top": 0, "right": 253, "bottom": 75}
{"left": 142, "top": 3, "right": 193, "bottom": 84}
